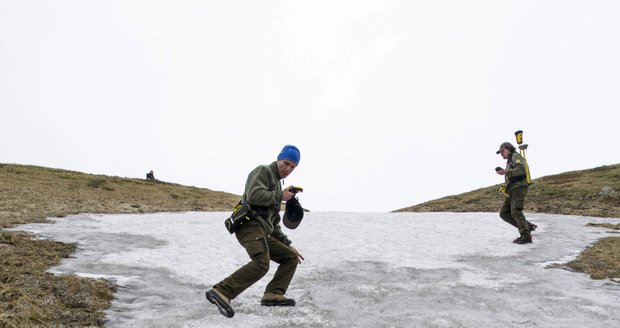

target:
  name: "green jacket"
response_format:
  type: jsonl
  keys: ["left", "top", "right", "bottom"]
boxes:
{"left": 243, "top": 161, "right": 291, "bottom": 245}
{"left": 504, "top": 152, "right": 529, "bottom": 188}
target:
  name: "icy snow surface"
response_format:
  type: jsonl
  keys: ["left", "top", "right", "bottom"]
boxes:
{"left": 12, "top": 212, "right": 620, "bottom": 327}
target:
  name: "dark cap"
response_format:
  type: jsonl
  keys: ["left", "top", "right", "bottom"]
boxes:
{"left": 496, "top": 142, "right": 513, "bottom": 154}
{"left": 283, "top": 196, "right": 304, "bottom": 229}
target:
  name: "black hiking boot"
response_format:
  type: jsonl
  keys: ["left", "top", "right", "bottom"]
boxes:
{"left": 529, "top": 223, "right": 537, "bottom": 232}
{"left": 513, "top": 235, "right": 533, "bottom": 244}
{"left": 206, "top": 288, "right": 235, "bottom": 318}
{"left": 260, "top": 293, "right": 296, "bottom": 307}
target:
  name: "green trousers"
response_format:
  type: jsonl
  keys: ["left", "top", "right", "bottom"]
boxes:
{"left": 214, "top": 220, "right": 298, "bottom": 300}
{"left": 499, "top": 184, "right": 531, "bottom": 237}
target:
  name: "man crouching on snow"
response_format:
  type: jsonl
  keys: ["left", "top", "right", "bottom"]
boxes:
{"left": 206, "top": 145, "right": 304, "bottom": 318}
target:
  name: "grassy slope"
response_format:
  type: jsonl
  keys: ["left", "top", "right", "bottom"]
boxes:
{"left": 0, "top": 164, "right": 240, "bottom": 327}
{"left": 395, "top": 163, "right": 620, "bottom": 282}
{"left": 0, "top": 164, "right": 240, "bottom": 228}
{"left": 395, "top": 164, "right": 620, "bottom": 218}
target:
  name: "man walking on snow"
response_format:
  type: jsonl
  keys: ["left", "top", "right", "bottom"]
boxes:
{"left": 496, "top": 142, "right": 537, "bottom": 244}
{"left": 206, "top": 145, "right": 304, "bottom": 318}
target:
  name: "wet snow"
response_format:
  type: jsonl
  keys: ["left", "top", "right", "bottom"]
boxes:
{"left": 11, "top": 212, "right": 620, "bottom": 327}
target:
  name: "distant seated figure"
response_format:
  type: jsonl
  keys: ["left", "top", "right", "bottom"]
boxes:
{"left": 146, "top": 170, "right": 155, "bottom": 180}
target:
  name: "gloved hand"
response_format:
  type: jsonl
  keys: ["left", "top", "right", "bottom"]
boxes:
{"left": 499, "top": 183, "right": 509, "bottom": 198}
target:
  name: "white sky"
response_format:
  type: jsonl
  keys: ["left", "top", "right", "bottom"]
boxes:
{"left": 1, "top": 0, "right": 619, "bottom": 212}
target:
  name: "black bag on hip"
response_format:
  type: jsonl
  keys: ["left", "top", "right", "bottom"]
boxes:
{"left": 224, "top": 200, "right": 255, "bottom": 234}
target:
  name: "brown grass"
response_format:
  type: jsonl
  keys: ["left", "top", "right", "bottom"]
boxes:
{"left": 0, "top": 163, "right": 239, "bottom": 327}
{"left": 0, "top": 231, "right": 116, "bottom": 326}
{"left": 566, "top": 223, "right": 620, "bottom": 281}
{"left": 0, "top": 164, "right": 239, "bottom": 228}
{"left": 565, "top": 235, "right": 620, "bottom": 280}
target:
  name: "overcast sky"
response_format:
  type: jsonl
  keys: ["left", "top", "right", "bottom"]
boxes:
{"left": 2, "top": 1, "right": 619, "bottom": 212}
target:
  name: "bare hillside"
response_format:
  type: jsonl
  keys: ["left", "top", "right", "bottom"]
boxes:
{"left": 395, "top": 164, "right": 620, "bottom": 218}
{"left": 0, "top": 164, "right": 240, "bottom": 228}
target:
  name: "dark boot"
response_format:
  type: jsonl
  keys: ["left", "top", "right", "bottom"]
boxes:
{"left": 260, "top": 292, "right": 296, "bottom": 306}
{"left": 513, "top": 235, "right": 533, "bottom": 244}
{"left": 206, "top": 288, "right": 235, "bottom": 318}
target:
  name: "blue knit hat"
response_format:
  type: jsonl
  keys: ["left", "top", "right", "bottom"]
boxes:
{"left": 277, "top": 145, "right": 300, "bottom": 165}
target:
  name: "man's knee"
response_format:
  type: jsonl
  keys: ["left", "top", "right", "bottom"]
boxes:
{"left": 283, "top": 255, "right": 298, "bottom": 267}
{"left": 270, "top": 248, "right": 298, "bottom": 267}
{"left": 510, "top": 209, "right": 526, "bottom": 222}
{"left": 252, "top": 254, "right": 271, "bottom": 276}
{"left": 510, "top": 202, "right": 524, "bottom": 215}
{"left": 499, "top": 211, "right": 511, "bottom": 220}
